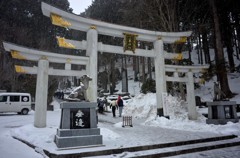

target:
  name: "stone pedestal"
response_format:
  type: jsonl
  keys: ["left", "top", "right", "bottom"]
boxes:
{"left": 55, "top": 102, "right": 102, "bottom": 148}
{"left": 206, "top": 101, "right": 239, "bottom": 125}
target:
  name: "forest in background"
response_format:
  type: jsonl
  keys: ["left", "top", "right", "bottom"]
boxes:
{"left": 0, "top": 0, "right": 240, "bottom": 103}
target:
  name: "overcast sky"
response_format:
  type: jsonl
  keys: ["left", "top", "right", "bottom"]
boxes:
{"left": 68, "top": 0, "right": 93, "bottom": 14}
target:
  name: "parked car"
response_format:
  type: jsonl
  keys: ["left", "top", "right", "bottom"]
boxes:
{"left": 0, "top": 93, "right": 32, "bottom": 115}
{"left": 105, "top": 95, "right": 132, "bottom": 106}
{"left": 106, "top": 95, "right": 118, "bottom": 102}
{"left": 121, "top": 96, "right": 132, "bottom": 105}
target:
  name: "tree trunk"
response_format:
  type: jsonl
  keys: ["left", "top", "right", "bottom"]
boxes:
{"left": 232, "top": 12, "right": 240, "bottom": 58}
{"left": 133, "top": 56, "right": 137, "bottom": 81}
{"left": 225, "top": 34, "right": 235, "bottom": 73}
{"left": 147, "top": 57, "right": 152, "bottom": 80}
{"left": 222, "top": 9, "right": 235, "bottom": 72}
{"left": 198, "top": 32, "right": 203, "bottom": 64}
{"left": 196, "top": 38, "right": 201, "bottom": 64}
{"left": 187, "top": 37, "right": 192, "bottom": 65}
{"left": 122, "top": 56, "right": 128, "bottom": 93}
{"left": 110, "top": 55, "right": 116, "bottom": 94}
{"left": 134, "top": 57, "right": 140, "bottom": 81}
{"left": 141, "top": 57, "right": 146, "bottom": 83}
{"left": 133, "top": 56, "right": 136, "bottom": 71}
{"left": 201, "top": 26, "right": 211, "bottom": 65}
{"left": 209, "top": 0, "right": 232, "bottom": 98}
{"left": 233, "top": 30, "right": 239, "bottom": 60}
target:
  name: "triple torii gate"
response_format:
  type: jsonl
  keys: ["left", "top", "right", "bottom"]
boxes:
{"left": 1, "top": 3, "right": 209, "bottom": 128}
{"left": 3, "top": 42, "right": 89, "bottom": 128}
{"left": 41, "top": 2, "right": 208, "bottom": 120}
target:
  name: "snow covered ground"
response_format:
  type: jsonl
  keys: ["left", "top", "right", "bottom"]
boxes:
{"left": 1, "top": 81, "right": 240, "bottom": 158}
{"left": 1, "top": 49, "right": 240, "bottom": 157}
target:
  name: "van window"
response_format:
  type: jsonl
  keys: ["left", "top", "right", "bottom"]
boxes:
{"left": 22, "top": 96, "right": 29, "bottom": 102}
{"left": 10, "top": 96, "right": 20, "bottom": 102}
{"left": 0, "top": 96, "right": 8, "bottom": 102}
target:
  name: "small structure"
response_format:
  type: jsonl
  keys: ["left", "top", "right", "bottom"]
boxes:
{"left": 55, "top": 102, "right": 102, "bottom": 148}
{"left": 122, "top": 116, "right": 133, "bottom": 127}
{"left": 206, "top": 101, "right": 239, "bottom": 125}
{"left": 206, "top": 83, "right": 239, "bottom": 125}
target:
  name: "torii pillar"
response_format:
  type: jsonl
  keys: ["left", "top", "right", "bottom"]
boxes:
{"left": 34, "top": 58, "right": 49, "bottom": 128}
{"left": 86, "top": 26, "right": 98, "bottom": 102}
{"left": 154, "top": 39, "right": 167, "bottom": 116}
{"left": 187, "top": 71, "right": 197, "bottom": 120}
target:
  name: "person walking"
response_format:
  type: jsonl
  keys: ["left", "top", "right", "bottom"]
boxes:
{"left": 110, "top": 100, "right": 117, "bottom": 117}
{"left": 117, "top": 96, "right": 124, "bottom": 117}
{"left": 98, "top": 99, "right": 104, "bottom": 114}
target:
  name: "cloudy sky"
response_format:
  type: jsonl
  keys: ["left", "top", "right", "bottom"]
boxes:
{"left": 68, "top": 0, "right": 93, "bottom": 14}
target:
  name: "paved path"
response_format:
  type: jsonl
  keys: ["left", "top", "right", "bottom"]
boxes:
{"left": 97, "top": 111, "right": 224, "bottom": 148}
{"left": 79, "top": 111, "right": 240, "bottom": 158}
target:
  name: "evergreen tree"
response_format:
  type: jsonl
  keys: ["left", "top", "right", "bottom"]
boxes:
{"left": 0, "top": 0, "right": 72, "bottom": 104}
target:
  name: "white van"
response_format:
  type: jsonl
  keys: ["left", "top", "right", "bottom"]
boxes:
{"left": 0, "top": 93, "right": 32, "bottom": 115}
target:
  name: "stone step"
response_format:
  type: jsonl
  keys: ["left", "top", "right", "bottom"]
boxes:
{"left": 46, "top": 135, "right": 238, "bottom": 157}
{"left": 124, "top": 137, "right": 240, "bottom": 158}
{"left": 55, "top": 134, "right": 103, "bottom": 148}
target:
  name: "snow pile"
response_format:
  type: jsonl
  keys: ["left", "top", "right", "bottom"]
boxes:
{"left": 11, "top": 124, "right": 56, "bottom": 146}
{"left": 122, "top": 93, "right": 240, "bottom": 135}
{"left": 123, "top": 93, "right": 203, "bottom": 121}
{"left": 144, "top": 115, "right": 240, "bottom": 136}
{"left": 165, "top": 95, "right": 188, "bottom": 120}
{"left": 122, "top": 93, "right": 157, "bottom": 118}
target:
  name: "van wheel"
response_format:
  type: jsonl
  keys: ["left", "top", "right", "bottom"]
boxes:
{"left": 21, "top": 109, "right": 29, "bottom": 115}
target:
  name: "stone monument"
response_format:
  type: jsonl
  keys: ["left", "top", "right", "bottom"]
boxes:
{"left": 55, "top": 76, "right": 102, "bottom": 148}
{"left": 206, "top": 82, "right": 239, "bottom": 125}
{"left": 55, "top": 102, "right": 102, "bottom": 148}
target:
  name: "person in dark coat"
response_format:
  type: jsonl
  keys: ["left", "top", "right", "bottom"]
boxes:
{"left": 110, "top": 100, "right": 117, "bottom": 117}
{"left": 98, "top": 99, "right": 104, "bottom": 113}
{"left": 117, "top": 96, "right": 124, "bottom": 117}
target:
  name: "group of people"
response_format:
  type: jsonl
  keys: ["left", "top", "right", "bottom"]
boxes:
{"left": 97, "top": 95, "right": 124, "bottom": 117}
{"left": 109, "top": 96, "right": 124, "bottom": 117}
{"left": 97, "top": 97, "right": 107, "bottom": 114}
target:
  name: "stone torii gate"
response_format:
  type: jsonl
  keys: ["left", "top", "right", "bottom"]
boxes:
{"left": 3, "top": 42, "right": 89, "bottom": 128}
{"left": 165, "top": 64, "right": 209, "bottom": 119}
{"left": 41, "top": 2, "right": 209, "bottom": 119}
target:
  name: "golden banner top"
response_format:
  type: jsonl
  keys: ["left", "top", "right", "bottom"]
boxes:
{"left": 172, "top": 53, "right": 183, "bottom": 60}
{"left": 56, "top": 37, "right": 75, "bottom": 49}
{"left": 15, "top": 65, "right": 26, "bottom": 73}
{"left": 50, "top": 13, "right": 71, "bottom": 28}
{"left": 11, "top": 50, "right": 26, "bottom": 60}
{"left": 175, "top": 36, "right": 187, "bottom": 44}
